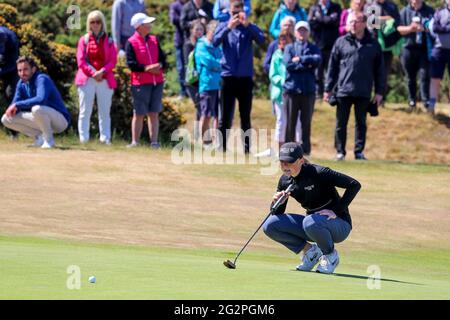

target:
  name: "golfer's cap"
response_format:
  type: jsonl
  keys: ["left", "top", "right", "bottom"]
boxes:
{"left": 295, "top": 21, "right": 310, "bottom": 32}
{"left": 131, "top": 13, "right": 156, "bottom": 29}
{"left": 279, "top": 143, "right": 304, "bottom": 163}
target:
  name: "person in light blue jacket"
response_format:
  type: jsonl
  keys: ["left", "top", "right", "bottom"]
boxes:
{"left": 213, "top": 0, "right": 251, "bottom": 22}
{"left": 270, "top": 0, "right": 308, "bottom": 39}
{"left": 195, "top": 20, "right": 222, "bottom": 145}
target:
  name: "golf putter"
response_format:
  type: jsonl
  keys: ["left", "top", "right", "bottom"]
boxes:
{"left": 223, "top": 183, "right": 295, "bottom": 269}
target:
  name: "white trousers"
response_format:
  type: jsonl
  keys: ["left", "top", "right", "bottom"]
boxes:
{"left": 77, "top": 78, "right": 113, "bottom": 143}
{"left": 1, "top": 105, "right": 68, "bottom": 141}
{"left": 273, "top": 102, "right": 302, "bottom": 143}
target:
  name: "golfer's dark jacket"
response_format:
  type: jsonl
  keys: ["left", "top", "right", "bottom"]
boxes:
{"left": 274, "top": 163, "right": 361, "bottom": 227}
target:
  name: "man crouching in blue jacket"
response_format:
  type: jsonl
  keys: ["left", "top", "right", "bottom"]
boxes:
{"left": 1, "top": 56, "right": 71, "bottom": 149}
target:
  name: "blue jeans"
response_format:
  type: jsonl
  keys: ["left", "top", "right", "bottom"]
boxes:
{"left": 175, "top": 46, "right": 187, "bottom": 96}
{"left": 263, "top": 213, "right": 352, "bottom": 255}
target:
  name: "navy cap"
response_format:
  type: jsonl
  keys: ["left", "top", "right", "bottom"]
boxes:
{"left": 279, "top": 142, "right": 304, "bottom": 163}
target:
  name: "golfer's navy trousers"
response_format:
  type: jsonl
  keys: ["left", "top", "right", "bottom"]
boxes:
{"left": 263, "top": 213, "right": 351, "bottom": 255}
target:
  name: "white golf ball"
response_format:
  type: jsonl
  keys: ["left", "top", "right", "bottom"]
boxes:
{"left": 88, "top": 276, "right": 96, "bottom": 283}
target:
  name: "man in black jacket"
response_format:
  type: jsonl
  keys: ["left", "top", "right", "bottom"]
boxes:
{"left": 263, "top": 142, "right": 361, "bottom": 274}
{"left": 397, "top": 0, "right": 434, "bottom": 112}
{"left": 308, "top": 0, "right": 341, "bottom": 99}
{"left": 324, "top": 12, "right": 384, "bottom": 161}
{"left": 180, "top": 0, "right": 214, "bottom": 41}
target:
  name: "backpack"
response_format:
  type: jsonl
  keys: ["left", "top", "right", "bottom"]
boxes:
{"left": 185, "top": 48, "right": 199, "bottom": 85}
{"left": 377, "top": 19, "right": 403, "bottom": 55}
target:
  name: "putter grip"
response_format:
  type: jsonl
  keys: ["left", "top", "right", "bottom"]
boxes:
{"left": 271, "top": 183, "right": 295, "bottom": 212}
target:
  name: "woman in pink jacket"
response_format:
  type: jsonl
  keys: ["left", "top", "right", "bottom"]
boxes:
{"left": 75, "top": 10, "right": 117, "bottom": 145}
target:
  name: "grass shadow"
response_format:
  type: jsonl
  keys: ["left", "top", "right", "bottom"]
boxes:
{"left": 291, "top": 270, "right": 424, "bottom": 286}
{"left": 53, "top": 146, "right": 96, "bottom": 151}
{"left": 332, "top": 272, "right": 424, "bottom": 286}
{"left": 434, "top": 112, "right": 450, "bottom": 129}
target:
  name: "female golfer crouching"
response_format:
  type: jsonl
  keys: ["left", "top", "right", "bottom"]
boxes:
{"left": 263, "top": 142, "right": 361, "bottom": 274}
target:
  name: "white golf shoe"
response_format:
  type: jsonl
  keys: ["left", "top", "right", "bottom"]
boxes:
{"left": 296, "top": 244, "right": 322, "bottom": 272}
{"left": 29, "top": 135, "right": 44, "bottom": 148}
{"left": 41, "top": 138, "right": 55, "bottom": 149}
{"left": 316, "top": 249, "right": 340, "bottom": 274}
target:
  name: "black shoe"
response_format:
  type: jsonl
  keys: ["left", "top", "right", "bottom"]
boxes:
{"left": 355, "top": 152, "right": 367, "bottom": 160}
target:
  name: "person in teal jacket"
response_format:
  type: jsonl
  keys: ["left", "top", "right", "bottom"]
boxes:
{"left": 269, "top": 29, "right": 301, "bottom": 150}
{"left": 195, "top": 20, "right": 222, "bottom": 145}
{"left": 270, "top": 0, "right": 308, "bottom": 39}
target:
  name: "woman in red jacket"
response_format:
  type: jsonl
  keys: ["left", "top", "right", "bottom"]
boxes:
{"left": 75, "top": 10, "right": 117, "bottom": 145}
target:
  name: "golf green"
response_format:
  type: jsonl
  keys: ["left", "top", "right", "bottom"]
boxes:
{"left": 1, "top": 236, "right": 449, "bottom": 299}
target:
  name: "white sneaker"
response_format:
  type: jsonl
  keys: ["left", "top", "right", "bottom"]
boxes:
{"left": 254, "top": 148, "right": 273, "bottom": 158}
{"left": 316, "top": 249, "right": 340, "bottom": 274}
{"left": 30, "top": 135, "right": 44, "bottom": 147}
{"left": 296, "top": 244, "right": 322, "bottom": 272}
{"left": 41, "top": 138, "right": 55, "bottom": 149}
{"left": 335, "top": 153, "right": 345, "bottom": 161}
{"left": 100, "top": 139, "right": 111, "bottom": 145}
{"left": 126, "top": 142, "right": 139, "bottom": 148}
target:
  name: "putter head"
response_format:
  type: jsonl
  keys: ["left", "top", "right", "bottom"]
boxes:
{"left": 223, "top": 260, "right": 236, "bottom": 269}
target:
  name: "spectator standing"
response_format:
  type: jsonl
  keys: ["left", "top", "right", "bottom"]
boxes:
{"left": 339, "top": 0, "right": 365, "bottom": 36}
{"left": 181, "top": 0, "right": 214, "bottom": 42}
{"left": 125, "top": 13, "right": 167, "bottom": 149}
{"left": 429, "top": 0, "right": 450, "bottom": 115}
{"left": 170, "top": 0, "right": 190, "bottom": 98}
{"left": 283, "top": 21, "right": 321, "bottom": 156}
{"left": 213, "top": 0, "right": 251, "bottom": 22}
{"left": 308, "top": 0, "right": 342, "bottom": 99}
{"left": 213, "top": 0, "right": 265, "bottom": 153}
{"left": 111, "top": 0, "right": 146, "bottom": 53}
{"left": 1, "top": 56, "right": 71, "bottom": 149}
{"left": 0, "top": 26, "right": 19, "bottom": 139}
{"left": 184, "top": 20, "right": 206, "bottom": 141}
{"left": 397, "top": 0, "right": 434, "bottom": 112}
{"left": 324, "top": 12, "right": 384, "bottom": 161}
{"left": 269, "top": 29, "right": 302, "bottom": 150}
{"left": 365, "top": 0, "right": 401, "bottom": 104}
{"left": 75, "top": 10, "right": 118, "bottom": 145}
{"left": 270, "top": 0, "right": 308, "bottom": 39}
{"left": 263, "top": 16, "right": 296, "bottom": 74}
{"left": 195, "top": 20, "right": 222, "bottom": 145}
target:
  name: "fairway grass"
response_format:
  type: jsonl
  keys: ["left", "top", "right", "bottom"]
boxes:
{"left": 1, "top": 236, "right": 450, "bottom": 300}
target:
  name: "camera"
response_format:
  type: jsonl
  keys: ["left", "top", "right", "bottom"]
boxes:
{"left": 328, "top": 94, "right": 338, "bottom": 107}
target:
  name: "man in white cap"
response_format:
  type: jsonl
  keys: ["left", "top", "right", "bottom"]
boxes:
{"left": 125, "top": 13, "right": 167, "bottom": 149}
{"left": 282, "top": 21, "right": 321, "bottom": 157}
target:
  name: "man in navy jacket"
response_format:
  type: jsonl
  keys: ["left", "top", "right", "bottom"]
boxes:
{"left": 283, "top": 21, "right": 321, "bottom": 156}
{"left": 1, "top": 56, "right": 71, "bottom": 149}
{"left": 213, "top": 0, "right": 264, "bottom": 153}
